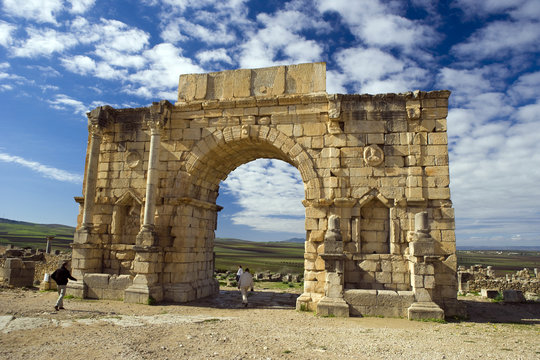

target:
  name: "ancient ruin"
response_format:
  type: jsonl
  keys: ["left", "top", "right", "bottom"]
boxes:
{"left": 68, "top": 62, "right": 461, "bottom": 319}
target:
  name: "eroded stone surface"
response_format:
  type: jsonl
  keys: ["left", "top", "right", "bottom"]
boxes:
{"left": 70, "top": 62, "right": 458, "bottom": 319}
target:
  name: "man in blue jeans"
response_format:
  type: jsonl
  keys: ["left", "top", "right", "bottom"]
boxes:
{"left": 50, "top": 261, "right": 77, "bottom": 311}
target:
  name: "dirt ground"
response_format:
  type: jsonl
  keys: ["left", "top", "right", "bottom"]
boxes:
{"left": 0, "top": 286, "right": 539, "bottom": 360}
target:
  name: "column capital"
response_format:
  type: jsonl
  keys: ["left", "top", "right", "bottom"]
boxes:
{"left": 145, "top": 100, "right": 172, "bottom": 131}
{"left": 87, "top": 105, "right": 115, "bottom": 130}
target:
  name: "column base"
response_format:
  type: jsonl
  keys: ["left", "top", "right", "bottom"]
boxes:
{"left": 124, "top": 284, "right": 163, "bottom": 304}
{"left": 316, "top": 296, "right": 350, "bottom": 317}
{"left": 163, "top": 283, "right": 196, "bottom": 303}
{"left": 407, "top": 301, "right": 444, "bottom": 321}
{"left": 136, "top": 228, "right": 157, "bottom": 247}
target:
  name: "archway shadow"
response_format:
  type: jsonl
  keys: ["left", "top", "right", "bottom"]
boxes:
{"left": 164, "top": 289, "right": 300, "bottom": 310}
{"left": 459, "top": 299, "right": 540, "bottom": 325}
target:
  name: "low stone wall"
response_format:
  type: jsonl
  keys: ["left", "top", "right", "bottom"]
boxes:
{"left": 83, "top": 273, "right": 133, "bottom": 300}
{"left": 344, "top": 289, "right": 415, "bottom": 318}
{"left": 2, "top": 258, "right": 35, "bottom": 287}
{"left": 458, "top": 265, "right": 539, "bottom": 296}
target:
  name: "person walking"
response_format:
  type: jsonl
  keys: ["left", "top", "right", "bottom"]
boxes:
{"left": 236, "top": 265, "right": 243, "bottom": 283}
{"left": 50, "top": 261, "right": 77, "bottom": 311}
{"left": 238, "top": 268, "right": 254, "bottom": 307}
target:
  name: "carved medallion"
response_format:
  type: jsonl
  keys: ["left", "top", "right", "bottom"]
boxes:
{"left": 125, "top": 151, "right": 141, "bottom": 169}
{"left": 363, "top": 145, "right": 384, "bottom": 167}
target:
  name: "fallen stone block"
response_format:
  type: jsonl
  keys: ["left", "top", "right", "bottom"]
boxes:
{"left": 503, "top": 290, "right": 526, "bottom": 303}
{"left": 481, "top": 289, "right": 499, "bottom": 299}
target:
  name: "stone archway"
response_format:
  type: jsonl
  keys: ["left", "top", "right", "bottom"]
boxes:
{"left": 69, "top": 62, "right": 462, "bottom": 319}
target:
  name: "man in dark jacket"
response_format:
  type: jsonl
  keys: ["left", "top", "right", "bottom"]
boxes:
{"left": 50, "top": 261, "right": 77, "bottom": 311}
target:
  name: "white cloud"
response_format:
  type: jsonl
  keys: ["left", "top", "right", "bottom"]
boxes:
{"left": 61, "top": 55, "right": 96, "bottom": 75}
{"left": 452, "top": 0, "right": 540, "bottom": 21}
{"left": 509, "top": 71, "right": 540, "bottom": 102}
{"left": 0, "top": 21, "right": 15, "bottom": 47}
{"left": 334, "top": 47, "right": 428, "bottom": 94}
{"left": 196, "top": 49, "right": 233, "bottom": 65}
{"left": 11, "top": 27, "right": 78, "bottom": 57}
{"left": 316, "top": 0, "right": 439, "bottom": 53}
{"left": 67, "top": 0, "right": 95, "bottom": 14}
{"left": 238, "top": 9, "right": 323, "bottom": 68}
{"left": 2, "top": 0, "right": 62, "bottom": 24}
{"left": 125, "top": 43, "right": 203, "bottom": 99}
{"left": 326, "top": 70, "right": 347, "bottom": 94}
{"left": 0, "top": 151, "right": 83, "bottom": 184}
{"left": 174, "top": 19, "right": 237, "bottom": 44}
{"left": 452, "top": 20, "right": 540, "bottom": 61}
{"left": 47, "top": 94, "right": 88, "bottom": 114}
{"left": 160, "top": 21, "right": 189, "bottom": 43}
{"left": 221, "top": 159, "right": 305, "bottom": 234}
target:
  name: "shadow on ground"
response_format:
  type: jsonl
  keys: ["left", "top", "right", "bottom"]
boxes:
{"left": 461, "top": 299, "right": 540, "bottom": 324}
{"left": 175, "top": 289, "right": 299, "bottom": 310}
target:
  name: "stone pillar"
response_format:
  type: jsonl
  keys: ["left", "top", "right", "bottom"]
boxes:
{"left": 70, "top": 106, "right": 114, "bottom": 297}
{"left": 45, "top": 236, "right": 52, "bottom": 254}
{"left": 127, "top": 101, "right": 171, "bottom": 304}
{"left": 407, "top": 211, "right": 444, "bottom": 320}
{"left": 316, "top": 215, "right": 349, "bottom": 317}
{"left": 136, "top": 101, "right": 170, "bottom": 247}
{"left": 73, "top": 122, "right": 103, "bottom": 244}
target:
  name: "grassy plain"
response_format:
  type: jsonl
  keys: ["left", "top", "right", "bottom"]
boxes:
{"left": 456, "top": 250, "right": 540, "bottom": 275}
{"left": 1, "top": 218, "right": 538, "bottom": 275}
{"left": 0, "top": 219, "right": 74, "bottom": 252}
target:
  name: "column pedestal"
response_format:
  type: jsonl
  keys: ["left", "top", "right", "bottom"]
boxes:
{"left": 407, "top": 301, "right": 444, "bottom": 320}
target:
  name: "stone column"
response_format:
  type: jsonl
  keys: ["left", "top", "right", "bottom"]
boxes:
{"left": 70, "top": 106, "right": 113, "bottom": 298}
{"left": 127, "top": 101, "right": 171, "bottom": 304}
{"left": 74, "top": 123, "right": 103, "bottom": 243}
{"left": 316, "top": 215, "right": 350, "bottom": 317}
{"left": 136, "top": 101, "right": 170, "bottom": 247}
{"left": 407, "top": 211, "right": 444, "bottom": 320}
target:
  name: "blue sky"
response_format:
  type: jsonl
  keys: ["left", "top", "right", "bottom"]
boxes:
{"left": 0, "top": 0, "right": 539, "bottom": 246}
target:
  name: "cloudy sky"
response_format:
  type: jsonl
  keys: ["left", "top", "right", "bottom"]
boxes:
{"left": 0, "top": 0, "right": 539, "bottom": 247}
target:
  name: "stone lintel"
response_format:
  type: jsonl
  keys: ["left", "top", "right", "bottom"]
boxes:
{"left": 178, "top": 63, "right": 327, "bottom": 102}
{"left": 176, "top": 197, "right": 223, "bottom": 211}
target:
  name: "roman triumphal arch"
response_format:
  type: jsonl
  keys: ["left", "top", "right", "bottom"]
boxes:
{"left": 68, "top": 63, "right": 463, "bottom": 319}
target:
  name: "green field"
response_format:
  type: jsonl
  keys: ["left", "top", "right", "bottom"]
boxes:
{"left": 456, "top": 250, "right": 540, "bottom": 275}
{"left": 214, "top": 238, "right": 304, "bottom": 274}
{"left": 0, "top": 219, "right": 74, "bottom": 251}
{"left": 2, "top": 218, "right": 538, "bottom": 275}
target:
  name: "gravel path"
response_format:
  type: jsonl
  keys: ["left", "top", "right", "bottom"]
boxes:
{"left": 0, "top": 286, "right": 539, "bottom": 360}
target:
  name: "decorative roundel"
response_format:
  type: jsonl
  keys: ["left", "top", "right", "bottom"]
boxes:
{"left": 363, "top": 145, "right": 384, "bottom": 167}
{"left": 125, "top": 151, "right": 141, "bottom": 169}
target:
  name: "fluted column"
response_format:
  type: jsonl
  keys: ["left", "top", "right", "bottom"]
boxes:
{"left": 80, "top": 124, "right": 102, "bottom": 230}
{"left": 74, "top": 106, "right": 112, "bottom": 244}
{"left": 136, "top": 101, "right": 171, "bottom": 247}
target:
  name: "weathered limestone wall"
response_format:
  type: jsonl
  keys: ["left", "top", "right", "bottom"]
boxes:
{"left": 2, "top": 258, "right": 35, "bottom": 287}
{"left": 70, "top": 62, "right": 459, "bottom": 318}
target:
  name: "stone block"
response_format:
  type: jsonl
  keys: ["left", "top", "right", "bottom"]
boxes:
{"left": 109, "top": 274, "right": 133, "bottom": 290}
{"left": 410, "top": 241, "right": 435, "bottom": 256}
{"left": 407, "top": 302, "right": 444, "bottom": 320}
{"left": 376, "top": 290, "right": 399, "bottom": 307}
{"left": 344, "top": 289, "right": 377, "bottom": 306}
{"left": 84, "top": 273, "right": 110, "bottom": 288}
{"left": 481, "top": 289, "right": 499, "bottom": 299}
{"left": 503, "top": 290, "right": 526, "bottom": 303}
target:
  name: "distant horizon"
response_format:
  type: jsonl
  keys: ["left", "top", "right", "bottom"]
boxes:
{"left": 1, "top": 216, "right": 538, "bottom": 250}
